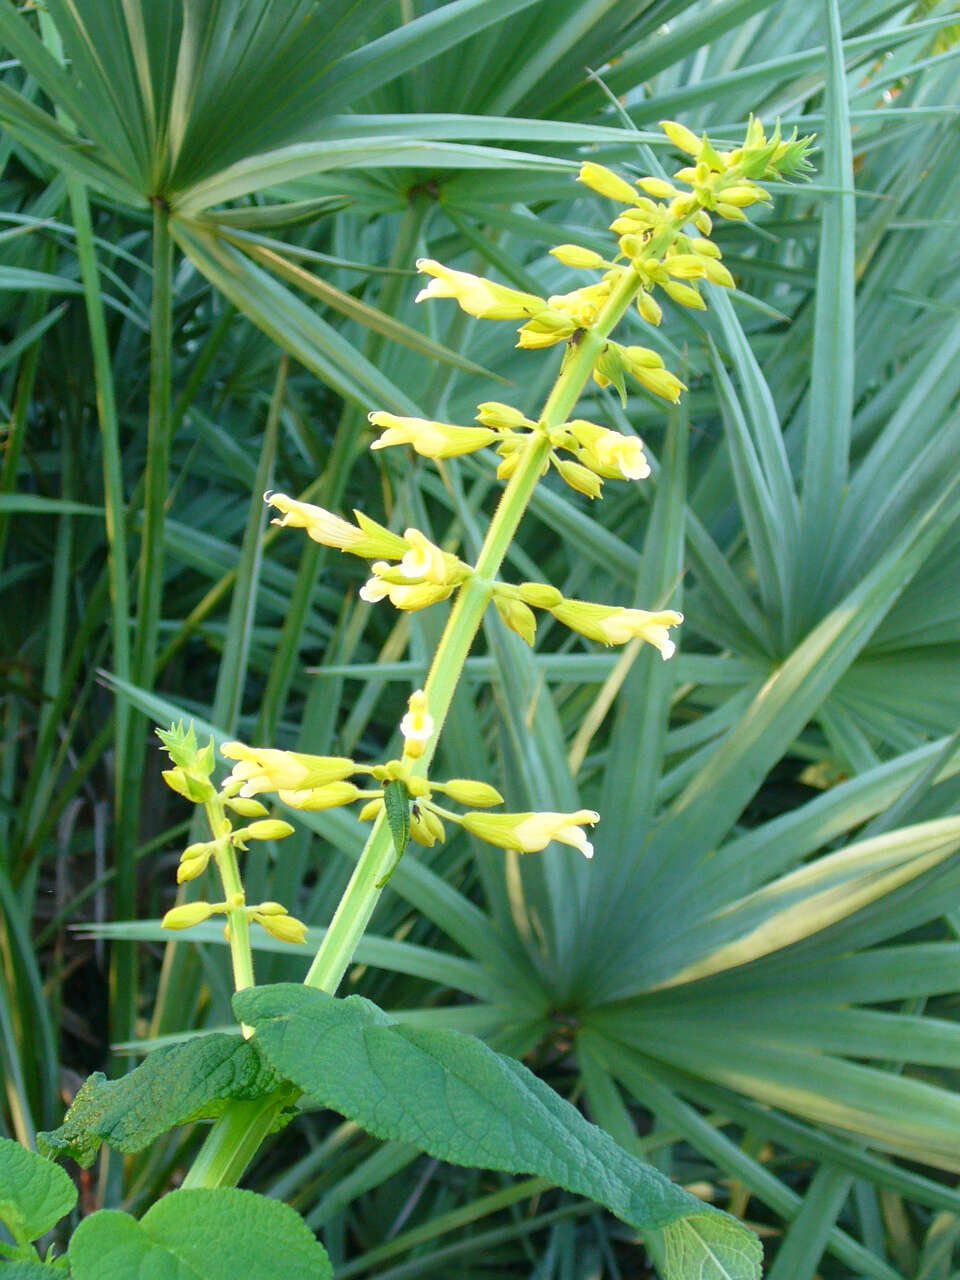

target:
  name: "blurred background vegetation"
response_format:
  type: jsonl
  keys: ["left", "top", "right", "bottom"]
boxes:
{"left": 3, "top": 1, "right": 960, "bottom": 1276}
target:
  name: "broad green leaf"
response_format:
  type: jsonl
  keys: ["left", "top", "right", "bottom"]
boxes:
{"left": 69, "top": 1188, "right": 332, "bottom": 1280}
{"left": 38, "top": 1033, "right": 283, "bottom": 1168}
{"left": 4, "top": 1264, "right": 58, "bottom": 1279}
{"left": 0, "top": 1136, "right": 76, "bottom": 1245}
{"left": 234, "top": 984, "right": 761, "bottom": 1279}
{"left": 663, "top": 1215, "right": 769, "bottom": 1280}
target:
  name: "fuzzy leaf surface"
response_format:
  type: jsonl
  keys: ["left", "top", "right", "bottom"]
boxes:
{"left": 0, "top": 1136, "right": 77, "bottom": 1244}
{"left": 68, "top": 1188, "right": 331, "bottom": 1280}
{"left": 38, "top": 1033, "right": 282, "bottom": 1167}
{"left": 234, "top": 984, "right": 761, "bottom": 1280}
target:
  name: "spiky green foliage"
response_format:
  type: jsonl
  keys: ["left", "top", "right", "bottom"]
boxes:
{"left": 3, "top": 1, "right": 960, "bottom": 1277}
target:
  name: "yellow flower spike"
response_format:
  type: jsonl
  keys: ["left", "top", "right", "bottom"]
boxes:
{"left": 549, "top": 244, "right": 608, "bottom": 269}
{"left": 437, "top": 779, "right": 504, "bottom": 808}
{"left": 220, "top": 743, "right": 356, "bottom": 795}
{"left": 399, "top": 528, "right": 450, "bottom": 585}
{"left": 415, "top": 259, "right": 545, "bottom": 320}
{"left": 368, "top": 412, "right": 498, "bottom": 459}
{"left": 577, "top": 162, "right": 638, "bottom": 204}
{"left": 660, "top": 119, "right": 702, "bottom": 157}
{"left": 475, "top": 402, "right": 535, "bottom": 430}
{"left": 277, "top": 782, "right": 361, "bottom": 811}
{"left": 549, "top": 598, "right": 683, "bottom": 657}
{"left": 400, "top": 689, "right": 434, "bottom": 760}
{"left": 161, "top": 901, "right": 218, "bottom": 931}
{"left": 460, "top": 809, "right": 599, "bottom": 859}
{"left": 493, "top": 593, "right": 539, "bottom": 644}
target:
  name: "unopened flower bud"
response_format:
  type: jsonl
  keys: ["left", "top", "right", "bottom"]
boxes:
{"left": 415, "top": 259, "right": 545, "bottom": 320}
{"left": 225, "top": 796, "right": 270, "bottom": 818}
{"left": 368, "top": 412, "right": 497, "bottom": 459}
{"left": 660, "top": 119, "right": 702, "bottom": 157}
{"left": 439, "top": 779, "right": 504, "bottom": 808}
{"left": 234, "top": 820, "right": 295, "bottom": 842}
{"left": 662, "top": 280, "right": 706, "bottom": 311}
{"left": 577, "top": 162, "right": 638, "bottom": 204}
{"left": 637, "top": 177, "right": 679, "bottom": 200}
{"left": 518, "top": 582, "right": 563, "bottom": 609}
{"left": 475, "top": 402, "right": 535, "bottom": 430}
{"left": 550, "top": 244, "right": 607, "bottom": 269}
{"left": 255, "top": 912, "right": 308, "bottom": 946}
{"left": 554, "top": 457, "right": 603, "bottom": 500}
{"left": 636, "top": 291, "right": 663, "bottom": 326}
{"left": 162, "top": 902, "right": 216, "bottom": 931}
{"left": 494, "top": 594, "right": 539, "bottom": 645}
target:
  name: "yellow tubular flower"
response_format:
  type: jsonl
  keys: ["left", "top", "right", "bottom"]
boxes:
{"left": 265, "top": 492, "right": 365, "bottom": 548}
{"left": 401, "top": 689, "right": 434, "bottom": 759}
{"left": 591, "top": 430, "right": 651, "bottom": 481}
{"left": 460, "top": 809, "right": 599, "bottom": 859}
{"left": 549, "top": 599, "right": 683, "bottom": 658}
{"left": 265, "top": 492, "right": 408, "bottom": 559}
{"left": 220, "top": 743, "right": 356, "bottom": 795}
{"left": 277, "top": 782, "right": 361, "bottom": 811}
{"left": 359, "top": 574, "right": 453, "bottom": 611}
{"left": 368, "top": 412, "right": 498, "bottom": 459}
{"left": 415, "top": 259, "right": 545, "bottom": 320}
{"left": 399, "top": 528, "right": 450, "bottom": 584}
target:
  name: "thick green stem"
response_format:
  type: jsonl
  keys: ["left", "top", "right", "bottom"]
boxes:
{"left": 183, "top": 265, "right": 642, "bottom": 1190}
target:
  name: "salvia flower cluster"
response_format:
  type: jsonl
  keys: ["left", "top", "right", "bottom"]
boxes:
{"left": 158, "top": 118, "right": 811, "bottom": 977}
